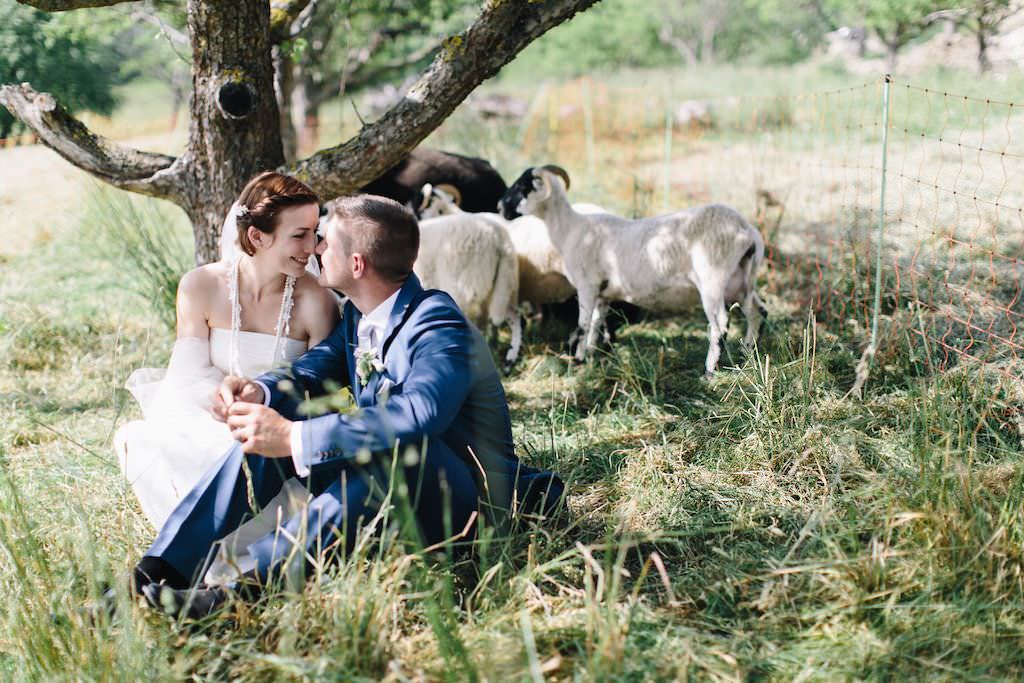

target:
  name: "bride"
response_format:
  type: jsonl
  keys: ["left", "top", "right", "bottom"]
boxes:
{"left": 114, "top": 171, "right": 339, "bottom": 529}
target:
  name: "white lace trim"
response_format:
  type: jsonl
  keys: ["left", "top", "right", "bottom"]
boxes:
{"left": 228, "top": 256, "right": 296, "bottom": 376}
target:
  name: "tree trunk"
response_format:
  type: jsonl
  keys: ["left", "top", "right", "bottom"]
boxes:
{"left": 292, "top": 75, "right": 319, "bottom": 154}
{"left": 275, "top": 46, "right": 298, "bottom": 163}
{"left": 182, "top": 0, "right": 284, "bottom": 264}
{"left": 883, "top": 34, "right": 900, "bottom": 71}
{"left": 700, "top": 18, "right": 718, "bottom": 66}
{"left": 977, "top": 27, "right": 991, "bottom": 73}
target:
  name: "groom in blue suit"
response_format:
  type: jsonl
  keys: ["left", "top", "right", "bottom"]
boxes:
{"left": 134, "top": 195, "right": 563, "bottom": 617}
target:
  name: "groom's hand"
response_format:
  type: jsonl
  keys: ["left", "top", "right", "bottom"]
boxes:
{"left": 226, "top": 403, "right": 292, "bottom": 457}
{"left": 211, "top": 376, "right": 265, "bottom": 421}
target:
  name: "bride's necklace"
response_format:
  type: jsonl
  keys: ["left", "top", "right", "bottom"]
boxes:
{"left": 228, "top": 256, "right": 296, "bottom": 376}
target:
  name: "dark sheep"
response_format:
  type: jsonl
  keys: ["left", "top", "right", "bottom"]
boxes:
{"left": 361, "top": 148, "right": 507, "bottom": 215}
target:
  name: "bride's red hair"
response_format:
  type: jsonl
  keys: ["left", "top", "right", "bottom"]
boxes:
{"left": 235, "top": 171, "right": 320, "bottom": 256}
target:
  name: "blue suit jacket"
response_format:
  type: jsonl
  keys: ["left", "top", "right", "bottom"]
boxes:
{"left": 256, "top": 274, "right": 562, "bottom": 518}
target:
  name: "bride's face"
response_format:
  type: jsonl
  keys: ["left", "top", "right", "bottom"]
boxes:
{"left": 252, "top": 202, "right": 319, "bottom": 277}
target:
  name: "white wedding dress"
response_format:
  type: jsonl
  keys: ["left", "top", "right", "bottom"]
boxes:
{"left": 114, "top": 256, "right": 307, "bottom": 530}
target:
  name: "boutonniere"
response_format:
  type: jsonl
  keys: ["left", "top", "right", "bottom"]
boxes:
{"left": 355, "top": 347, "right": 385, "bottom": 388}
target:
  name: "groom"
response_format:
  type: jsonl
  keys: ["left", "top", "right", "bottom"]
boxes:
{"left": 133, "top": 195, "right": 563, "bottom": 617}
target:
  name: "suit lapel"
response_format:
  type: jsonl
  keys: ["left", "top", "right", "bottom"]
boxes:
{"left": 344, "top": 301, "right": 362, "bottom": 395}
{"left": 358, "top": 369, "right": 381, "bottom": 407}
{"left": 353, "top": 275, "right": 423, "bottom": 407}
{"left": 379, "top": 274, "right": 423, "bottom": 363}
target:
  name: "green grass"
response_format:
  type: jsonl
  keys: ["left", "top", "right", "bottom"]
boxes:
{"left": 2, "top": 63, "right": 1024, "bottom": 680}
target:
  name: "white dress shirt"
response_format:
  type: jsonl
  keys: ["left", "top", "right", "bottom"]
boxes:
{"left": 286, "top": 288, "right": 401, "bottom": 476}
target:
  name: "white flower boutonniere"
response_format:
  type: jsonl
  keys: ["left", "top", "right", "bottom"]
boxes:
{"left": 355, "top": 347, "right": 385, "bottom": 388}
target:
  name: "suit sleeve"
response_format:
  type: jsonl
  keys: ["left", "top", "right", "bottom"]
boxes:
{"left": 297, "top": 299, "right": 473, "bottom": 465}
{"left": 255, "top": 320, "right": 349, "bottom": 418}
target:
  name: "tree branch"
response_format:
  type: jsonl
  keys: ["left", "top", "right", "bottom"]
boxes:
{"left": 16, "top": 0, "right": 134, "bottom": 9}
{"left": 285, "top": 0, "right": 600, "bottom": 198}
{"left": 0, "top": 83, "right": 182, "bottom": 200}
{"left": 270, "top": 0, "right": 315, "bottom": 44}
{"left": 130, "top": 7, "right": 190, "bottom": 49}
{"left": 344, "top": 35, "right": 442, "bottom": 91}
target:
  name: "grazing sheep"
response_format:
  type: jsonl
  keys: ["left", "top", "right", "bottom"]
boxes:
{"left": 419, "top": 184, "right": 622, "bottom": 350}
{"left": 498, "top": 165, "right": 767, "bottom": 376}
{"left": 414, "top": 208, "right": 523, "bottom": 371}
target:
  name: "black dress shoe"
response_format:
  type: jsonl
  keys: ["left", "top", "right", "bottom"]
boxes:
{"left": 142, "top": 583, "right": 229, "bottom": 620}
{"left": 133, "top": 556, "right": 189, "bottom": 594}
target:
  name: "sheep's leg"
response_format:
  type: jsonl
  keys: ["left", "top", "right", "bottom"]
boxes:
{"left": 741, "top": 289, "right": 767, "bottom": 353}
{"left": 502, "top": 307, "right": 524, "bottom": 371}
{"left": 573, "top": 290, "right": 599, "bottom": 362}
{"left": 582, "top": 298, "right": 609, "bottom": 361}
{"left": 699, "top": 287, "right": 730, "bottom": 377}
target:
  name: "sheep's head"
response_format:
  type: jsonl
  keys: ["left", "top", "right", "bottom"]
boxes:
{"left": 414, "top": 183, "right": 462, "bottom": 219}
{"left": 416, "top": 183, "right": 462, "bottom": 219}
{"left": 498, "top": 165, "right": 571, "bottom": 219}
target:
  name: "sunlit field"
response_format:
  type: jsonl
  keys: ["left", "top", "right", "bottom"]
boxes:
{"left": 2, "top": 63, "right": 1023, "bottom": 679}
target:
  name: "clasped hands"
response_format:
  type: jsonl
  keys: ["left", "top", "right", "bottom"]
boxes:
{"left": 210, "top": 376, "right": 292, "bottom": 458}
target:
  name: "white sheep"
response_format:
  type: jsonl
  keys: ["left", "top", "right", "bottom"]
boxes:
{"left": 419, "top": 184, "right": 610, "bottom": 347}
{"left": 498, "top": 165, "right": 767, "bottom": 376}
{"left": 413, "top": 201, "right": 522, "bottom": 370}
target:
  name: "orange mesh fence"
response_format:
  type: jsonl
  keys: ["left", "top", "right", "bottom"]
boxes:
{"left": 514, "top": 76, "right": 1023, "bottom": 383}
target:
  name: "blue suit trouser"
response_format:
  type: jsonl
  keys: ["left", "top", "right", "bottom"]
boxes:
{"left": 146, "top": 438, "right": 479, "bottom": 585}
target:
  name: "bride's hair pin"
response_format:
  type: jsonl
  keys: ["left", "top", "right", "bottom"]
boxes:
{"left": 235, "top": 204, "right": 251, "bottom": 219}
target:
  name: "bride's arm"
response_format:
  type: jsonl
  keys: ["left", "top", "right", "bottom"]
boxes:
{"left": 176, "top": 267, "right": 213, "bottom": 340}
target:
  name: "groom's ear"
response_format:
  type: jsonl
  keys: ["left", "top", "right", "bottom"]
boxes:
{"left": 351, "top": 252, "right": 367, "bottom": 278}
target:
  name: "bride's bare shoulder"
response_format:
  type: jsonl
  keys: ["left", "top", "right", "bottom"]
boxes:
{"left": 292, "top": 274, "right": 335, "bottom": 308}
{"left": 293, "top": 274, "right": 340, "bottom": 326}
{"left": 178, "top": 262, "right": 228, "bottom": 300}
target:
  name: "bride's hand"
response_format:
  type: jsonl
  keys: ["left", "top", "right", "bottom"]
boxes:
{"left": 210, "top": 375, "right": 265, "bottom": 421}
{"left": 226, "top": 403, "right": 292, "bottom": 457}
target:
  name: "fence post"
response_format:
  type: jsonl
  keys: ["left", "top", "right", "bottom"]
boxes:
{"left": 851, "top": 74, "right": 892, "bottom": 397}
{"left": 870, "top": 74, "right": 892, "bottom": 353}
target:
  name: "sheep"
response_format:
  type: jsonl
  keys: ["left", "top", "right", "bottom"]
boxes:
{"left": 498, "top": 165, "right": 767, "bottom": 376}
{"left": 418, "top": 184, "right": 624, "bottom": 351}
{"left": 413, "top": 207, "right": 523, "bottom": 371}
{"left": 361, "top": 148, "right": 507, "bottom": 216}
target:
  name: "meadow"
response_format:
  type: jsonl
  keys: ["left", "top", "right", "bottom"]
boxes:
{"left": 1, "top": 63, "right": 1023, "bottom": 680}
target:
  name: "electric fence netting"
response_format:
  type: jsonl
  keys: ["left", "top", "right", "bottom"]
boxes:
{"left": 513, "top": 76, "right": 1024, "bottom": 393}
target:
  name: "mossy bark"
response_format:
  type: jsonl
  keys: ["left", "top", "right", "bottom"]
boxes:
{"left": 179, "top": 0, "right": 284, "bottom": 264}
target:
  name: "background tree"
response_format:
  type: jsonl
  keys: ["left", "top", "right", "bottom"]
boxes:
{"left": 864, "top": 0, "right": 944, "bottom": 70}
{"left": 958, "top": 0, "right": 1018, "bottom": 73}
{"left": 650, "top": 0, "right": 744, "bottom": 68}
{"left": 1, "top": 0, "right": 599, "bottom": 264}
{"left": 275, "top": 0, "right": 479, "bottom": 161}
{"left": 0, "top": 1, "right": 125, "bottom": 139}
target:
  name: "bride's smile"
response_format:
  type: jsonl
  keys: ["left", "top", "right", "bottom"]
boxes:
{"left": 249, "top": 202, "right": 320, "bottom": 280}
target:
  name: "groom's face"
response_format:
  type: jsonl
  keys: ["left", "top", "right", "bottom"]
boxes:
{"left": 316, "top": 218, "right": 356, "bottom": 293}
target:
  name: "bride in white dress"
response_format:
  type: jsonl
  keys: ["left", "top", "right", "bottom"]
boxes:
{"left": 114, "top": 171, "right": 339, "bottom": 529}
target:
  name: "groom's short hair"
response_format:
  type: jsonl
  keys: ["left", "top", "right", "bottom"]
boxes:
{"left": 329, "top": 195, "right": 419, "bottom": 283}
